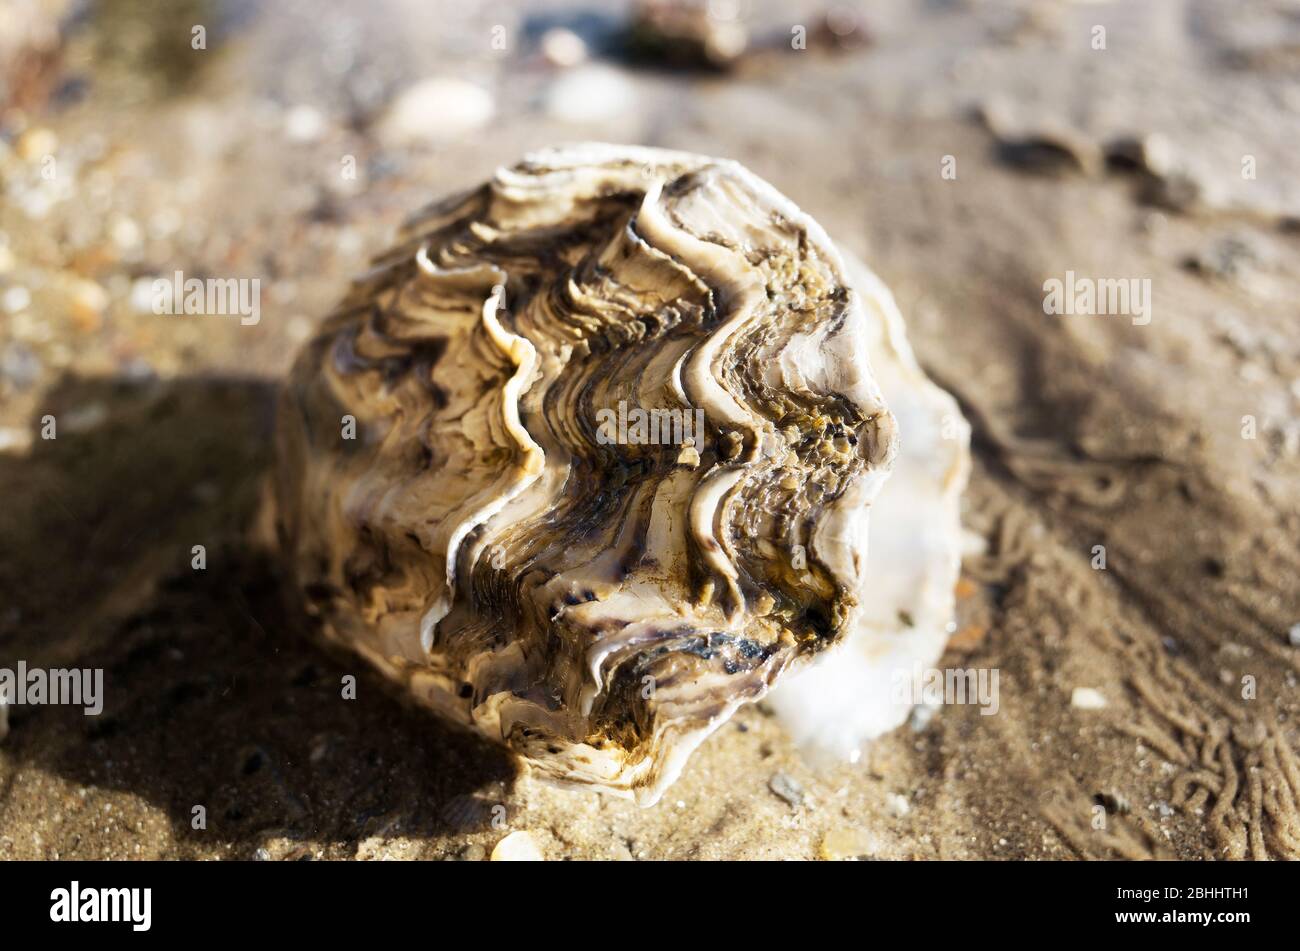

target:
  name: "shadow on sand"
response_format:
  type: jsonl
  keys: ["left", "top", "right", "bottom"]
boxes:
{"left": 0, "top": 374, "right": 515, "bottom": 858}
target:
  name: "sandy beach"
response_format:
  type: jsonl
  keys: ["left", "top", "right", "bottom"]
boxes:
{"left": 1, "top": 0, "right": 1298, "bottom": 860}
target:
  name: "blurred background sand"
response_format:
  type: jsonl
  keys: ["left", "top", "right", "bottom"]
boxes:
{"left": 1, "top": 0, "right": 1299, "bottom": 859}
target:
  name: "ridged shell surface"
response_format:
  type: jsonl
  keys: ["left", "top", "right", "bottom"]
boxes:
{"left": 275, "top": 144, "right": 964, "bottom": 803}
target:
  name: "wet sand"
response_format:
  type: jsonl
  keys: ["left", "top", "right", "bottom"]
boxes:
{"left": 1, "top": 0, "right": 1298, "bottom": 859}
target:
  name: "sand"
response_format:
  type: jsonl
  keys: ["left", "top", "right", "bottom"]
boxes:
{"left": 1, "top": 0, "right": 1298, "bottom": 860}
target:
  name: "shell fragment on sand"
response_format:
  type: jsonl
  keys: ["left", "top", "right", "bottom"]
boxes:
{"left": 275, "top": 144, "right": 970, "bottom": 804}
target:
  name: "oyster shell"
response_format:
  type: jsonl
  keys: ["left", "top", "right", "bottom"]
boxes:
{"left": 274, "top": 144, "right": 969, "bottom": 803}
{"left": 766, "top": 252, "right": 970, "bottom": 754}
{"left": 626, "top": 0, "right": 749, "bottom": 71}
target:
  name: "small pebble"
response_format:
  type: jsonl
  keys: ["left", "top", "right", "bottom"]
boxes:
{"left": 546, "top": 66, "right": 636, "bottom": 123}
{"left": 1287, "top": 623, "right": 1300, "bottom": 647}
{"left": 540, "top": 28, "right": 588, "bottom": 68}
{"left": 285, "top": 105, "right": 326, "bottom": 143}
{"left": 130, "top": 277, "right": 159, "bottom": 314}
{"left": 1143, "top": 169, "right": 1206, "bottom": 213}
{"left": 1071, "top": 687, "right": 1107, "bottom": 710}
{"left": 0, "top": 342, "right": 41, "bottom": 390}
{"left": 885, "top": 792, "right": 911, "bottom": 817}
{"left": 1104, "top": 132, "right": 1173, "bottom": 177}
{"left": 110, "top": 217, "right": 142, "bottom": 252}
{"left": 491, "top": 830, "right": 544, "bottom": 861}
{"left": 768, "top": 771, "right": 805, "bottom": 808}
{"left": 2, "top": 286, "right": 31, "bottom": 314}
{"left": 380, "top": 78, "right": 495, "bottom": 145}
